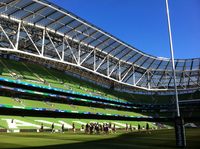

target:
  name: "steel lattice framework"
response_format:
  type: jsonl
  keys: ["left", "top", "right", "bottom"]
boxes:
{"left": 0, "top": 0, "right": 199, "bottom": 91}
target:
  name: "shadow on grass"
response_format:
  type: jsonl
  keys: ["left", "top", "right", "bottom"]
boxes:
{"left": 1, "top": 129, "right": 200, "bottom": 149}
{"left": 20, "top": 131, "right": 179, "bottom": 149}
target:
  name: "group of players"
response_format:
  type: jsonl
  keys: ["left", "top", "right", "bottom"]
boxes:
{"left": 84, "top": 122, "right": 116, "bottom": 134}
{"left": 40, "top": 122, "right": 150, "bottom": 134}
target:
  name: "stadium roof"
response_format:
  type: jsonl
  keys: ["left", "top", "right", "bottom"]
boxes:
{"left": 0, "top": 0, "right": 199, "bottom": 91}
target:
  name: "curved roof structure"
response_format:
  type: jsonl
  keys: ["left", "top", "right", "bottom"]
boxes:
{"left": 0, "top": 0, "right": 199, "bottom": 91}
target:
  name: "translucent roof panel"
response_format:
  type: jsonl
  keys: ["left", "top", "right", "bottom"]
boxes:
{"left": 185, "top": 60, "right": 193, "bottom": 70}
{"left": 176, "top": 61, "right": 185, "bottom": 71}
{"left": 24, "top": 2, "right": 42, "bottom": 12}
{"left": 128, "top": 53, "right": 142, "bottom": 63}
{"left": 57, "top": 16, "right": 74, "bottom": 25}
{"left": 103, "top": 42, "right": 120, "bottom": 53}
{"left": 97, "top": 39, "right": 114, "bottom": 50}
{"left": 134, "top": 56, "right": 149, "bottom": 66}
{"left": 115, "top": 48, "right": 129, "bottom": 59}
{"left": 141, "top": 58, "right": 154, "bottom": 69}
{"left": 109, "top": 45, "right": 126, "bottom": 56}
{"left": 192, "top": 59, "right": 200, "bottom": 70}
{"left": 158, "top": 61, "right": 169, "bottom": 70}
{"left": 122, "top": 50, "right": 137, "bottom": 62}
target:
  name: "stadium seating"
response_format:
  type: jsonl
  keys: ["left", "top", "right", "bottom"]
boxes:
{"left": 0, "top": 96, "right": 142, "bottom": 117}
{"left": 0, "top": 56, "right": 159, "bottom": 130}
{"left": 1, "top": 57, "right": 196, "bottom": 104}
{"left": 0, "top": 58, "right": 127, "bottom": 100}
{"left": 0, "top": 56, "right": 199, "bottom": 132}
{"left": 0, "top": 95, "right": 155, "bottom": 130}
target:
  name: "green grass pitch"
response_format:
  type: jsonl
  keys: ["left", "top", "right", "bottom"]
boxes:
{"left": 0, "top": 129, "right": 199, "bottom": 149}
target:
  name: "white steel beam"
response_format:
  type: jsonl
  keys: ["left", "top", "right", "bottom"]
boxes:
{"left": 15, "top": 21, "right": 21, "bottom": 50}
{"left": 61, "top": 37, "right": 65, "bottom": 61}
{"left": 133, "top": 66, "right": 136, "bottom": 85}
{"left": 108, "top": 62, "right": 119, "bottom": 77}
{"left": 78, "top": 44, "right": 81, "bottom": 65}
{"left": 41, "top": 29, "right": 45, "bottom": 56}
{"left": 121, "top": 65, "right": 133, "bottom": 82}
{"left": 80, "top": 50, "right": 94, "bottom": 65}
{"left": 135, "top": 71, "right": 148, "bottom": 86}
{"left": 94, "top": 49, "right": 96, "bottom": 71}
{"left": 118, "top": 61, "right": 121, "bottom": 81}
{"left": 95, "top": 56, "right": 107, "bottom": 72}
{"left": 107, "top": 56, "right": 109, "bottom": 76}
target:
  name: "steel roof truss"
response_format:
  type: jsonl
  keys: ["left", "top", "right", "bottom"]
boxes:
{"left": 135, "top": 70, "right": 148, "bottom": 86}
{"left": 185, "top": 72, "right": 200, "bottom": 87}
{"left": 121, "top": 65, "right": 133, "bottom": 82}
{"left": 108, "top": 61, "right": 119, "bottom": 77}
{"left": 46, "top": 30, "right": 62, "bottom": 60}
{"left": 63, "top": 36, "right": 78, "bottom": 64}
{"left": 95, "top": 56, "right": 107, "bottom": 72}
{"left": 179, "top": 60, "right": 187, "bottom": 87}
{"left": 187, "top": 60, "right": 194, "bottom": 87}
{"left": 80, "top": 49, "right": 94, "bottom": 65}
{"left": 156, "top": 61, "right": 170, "bottom": 87}
{"left": 0, "top": 24, "right": 15, "bottom": 49}
{"left": 167, "top": 61, "right": 179, "bottom": 87}
{"left": 0, "top": 0, "right": 20, "bottom": 10}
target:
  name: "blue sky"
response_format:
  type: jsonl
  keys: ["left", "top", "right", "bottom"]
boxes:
{"left": 49, "top": 0, "right": 200, "bottom": 59}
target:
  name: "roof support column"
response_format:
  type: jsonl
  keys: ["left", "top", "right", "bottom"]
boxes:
{"left": 147, "top": 71, "right": 151, "bottom": 89}
{"left": 62, "top": 37, "right": 65, "bottom": 61}
{"left": 41, "top": 29, "right": 45, "bottom": 56}
{"left": 94, "top": 49, "right": 96, "bottom": 71}
{"left": 78, "top": 43, "right": 81, "bottom": 65}
{"left": 133, "top": 65, "right": 135, "bottom": 86}
{"left": 118, "top": 61, "right": 121, "bottom": 81}
{"left": 15, "top": 21, "right": 21, "bottom": 51}
{"left": 107, "top": 55, "right": 109, "bottom": 76}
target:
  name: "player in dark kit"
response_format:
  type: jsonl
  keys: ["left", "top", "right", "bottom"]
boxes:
{"left": 51, "top": 123, "right": 54, "bottom": 133}
{"left": 126, "top": 123, "right": 128, "bottom": 132}
{"left": 72, "top": 123, "right": 76, "bottom": 133}
{"left": 138, "top": 124, "right": 141, "bottom": 132}
{"left": 129, "top": 124, "right": 133, "bottom": 132}
{"left": 61, "top": 123, "right": 64, "bottom": 133}
{"left": 40, "top": 123, "right": 44, "bottom": 132}
{"left": 146, "top": 123, "right": 150, "bottom": 134}
{"left": 85, "top": 123, "right": 89, "bottom": 134}
{"left": 95, "top": 123, "right": 100, "bottom": 134}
